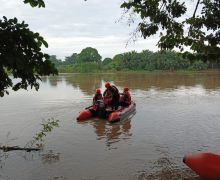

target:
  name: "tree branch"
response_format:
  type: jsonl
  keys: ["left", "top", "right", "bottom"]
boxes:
{"left": 192, "top": 0, "right": 200, "bottom": 18}
{"left": 188, "top": 0, "right": 200, "bottom": 36}
{"left": 0, "top": 146, "right": 40, "bottom": 152}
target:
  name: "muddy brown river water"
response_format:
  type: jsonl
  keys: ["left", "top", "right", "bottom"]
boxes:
{"left": 0, "top": 71, "right": 220, "bottom": 180}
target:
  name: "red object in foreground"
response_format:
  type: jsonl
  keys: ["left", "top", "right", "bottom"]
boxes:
{"left": 183, "top": 152, "right": 220, "bottom": 179}
{"left": 107, "top": 101, "right": 136, "bottom": 122}
{"left": 76, "top": 101, "right": 136, "bottom": 122}
{"left": 76, "top": 109, "right": 93, "bottom": 121}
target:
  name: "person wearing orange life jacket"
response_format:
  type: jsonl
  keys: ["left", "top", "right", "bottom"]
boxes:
{"left": 93, "top": 89, "right": 106, "bottom": 118}
{"left": 93, "top": 89, "right": 103, "bottom": 106}
{"left": 103, "top": 82, "right": 120, "bottom": 110}
{"left": 120, "top": 87, "right": 131, "bottom": 107}
{"left": 103, "top": 89, "right": 112, "bottom": 107}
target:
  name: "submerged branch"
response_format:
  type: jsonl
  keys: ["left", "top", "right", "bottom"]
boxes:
{"left": 0, "top": 146, "right": 40, "bottom": 152}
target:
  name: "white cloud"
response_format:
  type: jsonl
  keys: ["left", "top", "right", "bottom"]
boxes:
{"left": 1, "top": 0, "right": 159, "bottom": 59}
{"left": 43, "top": 35, "right": 159, "bottom": 59}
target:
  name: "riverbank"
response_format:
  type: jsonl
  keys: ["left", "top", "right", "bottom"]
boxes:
{"left": 56, "top": 69, "right": 220, "bottom": 75}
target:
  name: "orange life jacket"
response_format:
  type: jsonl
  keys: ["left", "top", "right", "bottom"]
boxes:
{"left": 93, "top": 93, "right": 103, "bottom": 104}
{"left": 122, "top": 91, "right": 131, "bottom": 105}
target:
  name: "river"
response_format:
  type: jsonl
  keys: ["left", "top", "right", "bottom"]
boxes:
{"left": 0, "top": 70, "right": 220, "bottom": 180}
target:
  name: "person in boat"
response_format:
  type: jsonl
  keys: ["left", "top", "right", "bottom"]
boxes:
{"left": 103, "top": 85, "right": 112, "bottom": 107}
{"left": 120, "top": 87, "right": 131, "bottom": 107}
{"left": 93, "top": 88, "right": 103, "bottom": 106}
{"left": 93, "top": 89, "right": 106, "bottom": 118}
{"left": 103, "top": 82, "right": 120, "bottom": 110}
{"left": 93, "top": 89, "right": 104, "bottom": 110}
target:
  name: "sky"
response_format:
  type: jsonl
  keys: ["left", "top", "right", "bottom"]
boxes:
{"left": 0, "top": 0, "right": 161, "bottom": 60}
{"left": 0, "top": 0, "right": 198, "bottom": 60}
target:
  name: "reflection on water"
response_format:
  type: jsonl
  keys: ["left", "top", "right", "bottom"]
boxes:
{"left": 1, "top": 71, "right": 220, "bottom": 180}
{"left": 41, "top": 150, "right": 60, "bottom": 164}
{"left": 42, "top": 70, "right": 220, "bottom": 96}
{"left": 65, "top": 74, "right": 103, "bottom": 95}
{"left": 136, "top": 157, "right": 199, "bottom": 180}
{"left": 136, "top": 145, "right": 199, "bottom": 180}
{"left": 80, "top": 118, "right": 133, "bottom": 149}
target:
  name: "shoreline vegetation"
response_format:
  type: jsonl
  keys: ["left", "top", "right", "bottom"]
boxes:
{"left": 57, "top": 69, "right": 220, "bottom": 75}
{"left": 49, "top": 47, "right": 220, "bottom": 73}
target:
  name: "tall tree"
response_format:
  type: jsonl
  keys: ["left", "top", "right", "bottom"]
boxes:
{"left": 64, "top": 53, "right": 78, "bottom": 65}
{"left": 49, "top": 55, "right": 63, "bottom": 67}
{"left": 102, "top": 58, "right": 112, "bottom": 65}
{"left": 76, "top": 47, "right": 102, "bottom": 63}
{"left": 0, "top": 0, "right": 57, "bottom": 97}
{"left": 111, "top": 54, "right": 124, "bottom": 70}
{"left": 121, "top": 0, "right": 220, "bottom": 62}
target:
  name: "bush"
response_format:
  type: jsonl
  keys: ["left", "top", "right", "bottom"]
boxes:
{"left": 188, "top": 60, "right": 208, "bottom": 70}
{"left": 72, "top": 62, "right": 102, "bottom": 73}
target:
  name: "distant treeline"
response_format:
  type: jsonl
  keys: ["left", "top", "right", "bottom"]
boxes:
{"left": 49, "top": 47, "right": 219, "bottom": 73}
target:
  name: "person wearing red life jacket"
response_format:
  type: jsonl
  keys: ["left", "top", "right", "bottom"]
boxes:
{"left": 93, "top": 89, "right": 106, "bottom": 118}
{"left": 103, "top": 88, "right": 112, "bottom": 107}
{"left": 93, "top": 89, "right": 103, "bottom": 106}
{"left": 120, "top": 87, "right": 131, "bottom": 107}
{"left": 103, "top": 82, "right": 120, "bottom": 110}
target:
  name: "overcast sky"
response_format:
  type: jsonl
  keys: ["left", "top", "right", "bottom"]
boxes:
{"left": 1, "top": 0, "right": 197, "bottom": 60}
{"left": 0, "top": 0, "right": 162, "bottom": 60}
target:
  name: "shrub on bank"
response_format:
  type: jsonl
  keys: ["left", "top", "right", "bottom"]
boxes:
{"left": 188, "top": 60, "right": 208, "bottom": 70}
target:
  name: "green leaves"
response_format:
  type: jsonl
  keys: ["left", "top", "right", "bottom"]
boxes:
{"left": 139, "top": 23, "right": 158, "bottom": 38}
{"left": 0, "top": 69, "right": 12, "bottom": 97}
{"left": 76, "top": 47, "right": 102, "bottom": 63}
{"left": 0, "top": 0, "right": 58, "bottom": 97}
{"left": 26, "top": 118, "right": 59, "bottom": 147}
{"left": 167, "top": 1, "right": 186, "bottom": 18}
{"left": 120, "top": 0, "right": 220, "bottom": 62}
{"left": 23, "top": 0, "right": 45, "bottom": 8}
{"left": 42, "top": 39, "right": 48, "bottom": 48}
{"left": 0, "top": 17, "right": 57, "bottom": 96}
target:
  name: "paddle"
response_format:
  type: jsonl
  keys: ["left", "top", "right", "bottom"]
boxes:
{"left": 85, "top": 105, "right": 93, "bottom": 109}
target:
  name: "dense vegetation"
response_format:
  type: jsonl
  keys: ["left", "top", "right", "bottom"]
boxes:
{"left": 50, "top": 47, "right": 215, "bottom": 73}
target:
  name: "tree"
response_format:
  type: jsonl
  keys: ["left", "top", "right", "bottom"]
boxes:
{"left": 49, "top": 55, "right": 63, "bottom": 67}
{"left": 123, "top": 51, "right": 142, "bottom": 70}
{"left": 121, "top": 0, "right": 220, "bottom": 62}
{"left": 102, "top": 58, "right": 112, "bottom": 65}
{"left": 76, "top": 47, "right": 102, "bottom": 63}
{"left": 23, "top": 0, "right": 46, "bottom": 8}
{"left": 0, "top": 0, "right": 57, "bottom": 97}
{"left": 64, "top": 53, "right": 78, "bottom": 65}
{"left": 111, "top": 54, "right": 124, "bottom": 70}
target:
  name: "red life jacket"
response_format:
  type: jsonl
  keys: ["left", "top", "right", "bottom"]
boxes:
{"left": 122, "top": 91, "right": 131, "bottom": 105}
{"left": 93, "top": 93, "right": 103, "bottom": 104}
{"left": 103, "top": 85, "right": 119, "bottom": 98}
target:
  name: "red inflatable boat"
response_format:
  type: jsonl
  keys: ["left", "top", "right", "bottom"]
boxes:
{"left": 183, "top": 152, "right": 220, "bottom": 179}
{"left": 77, "top": 101, "right": 136, "bottom": 123}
